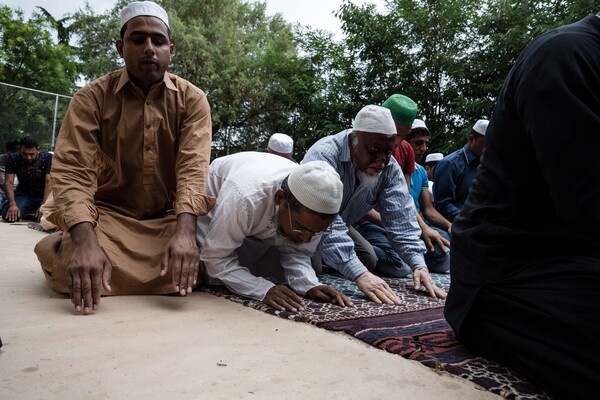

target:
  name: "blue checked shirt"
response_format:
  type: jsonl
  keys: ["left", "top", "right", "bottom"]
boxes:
{"left": 302, "top": 129, "right": 426, "bottom": 280}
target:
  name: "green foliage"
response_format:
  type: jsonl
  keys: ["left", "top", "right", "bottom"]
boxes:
{"left": 0, "top": 6, "right": 78, "bottom": 94}
{"left": 335, "top": 0, "right": 600, "bottom": 155}
{"left": 337, "top": 0, "right": 484, "bottom": 154}
{"left": 282, "top": 27, "right": 354, "bottom": 156}
{"left": 161, "top": 0, "right": 304, "bottom": 157}
{"left": 70, "top": 2, "right": 123, "bottom": 83}
{"left": 0, "top": 6, "right": 78, "bottom": 149}
{"left": 3, "top": 0, "right": 600, "bottom": 157}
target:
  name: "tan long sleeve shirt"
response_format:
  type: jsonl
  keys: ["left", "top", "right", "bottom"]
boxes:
{"left": 48, "top": 69, "right": 215, "bottom": 231}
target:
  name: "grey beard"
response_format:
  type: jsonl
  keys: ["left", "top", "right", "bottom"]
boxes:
{"left": 356, "top": 170, "right": 381, "bottom": 189}
{"left": 272, "top": 205, "right": 296, "bottom": 247}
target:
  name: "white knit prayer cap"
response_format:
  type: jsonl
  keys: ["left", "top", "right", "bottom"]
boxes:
{"left": 288, "top": 161, "right": 343, "bottom": 214}
{"left": 352, "top": 105, "right": 396, "bottom": 136}
{"left": 411, "top": 118, "right": 429, "bottom": 133}
{"left": 268, "top": 133, "right": 294, "bottom": 154}
{"left": 425, "top": 153, "right": 444, "bottom": 163}
{"left": 473, "top": 119, "right": 489, "bottom": 135}
{"left": 120, "top": 1, "right": 169, "bottom": 30}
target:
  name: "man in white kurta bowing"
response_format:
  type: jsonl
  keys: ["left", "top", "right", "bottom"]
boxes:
{"left": 197, "top": 151, "right": 353, "bottom": 312}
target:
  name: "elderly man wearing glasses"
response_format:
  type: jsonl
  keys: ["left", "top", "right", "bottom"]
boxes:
{"left": 302, "top": 104, "right": 447, "bottom": 305}
{"left": 196, "top": 151, "right": 353, "bottom": 312}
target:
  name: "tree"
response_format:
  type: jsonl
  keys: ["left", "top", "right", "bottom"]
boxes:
{"left": 335, "top": 0, "right": 600, "bottom": 154}
{"left": 159, "top": 0, "right": 303, "bottom": 156}
{"left": 283, "top": 27, "right": 356, "bottom": 156}
{"left": 36, "top": 6, "right": 79, "bottom": 46}
{"left": 337, "top": 0, "right": 483, "bottom": 154}
{"left": 0, "top": 6, "right": 78, "bottom": 149}
{"left": 70, "top": 2, "right": 123, "bottom": 83}
{"left": 0, "top": 6, "right": 78, "bottom": 94}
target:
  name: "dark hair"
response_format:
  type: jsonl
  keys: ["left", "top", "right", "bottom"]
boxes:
{"left": 281, "top": 176, "right": 336, "bottom": 220}
{"left": 19, "top": 136, "right": 39, "bottom": 149}
{"left": 5, "top": 139, "right": 19, "bottom": 153}
{"left": 406, "top": 127, "right": 430, "bottom": 142}
{"left": 468, "top": 130, "right": 484, "bottom": 139}
{"left": 120, "top": 21, "right": 172, "bottom": 40}
{"left": 425, "top": 161, "right": 439, "bottom": 180}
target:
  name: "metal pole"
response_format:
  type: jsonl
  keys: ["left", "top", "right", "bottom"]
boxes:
{"left": 52, "top": 94, "right": 59, "bottom": 150}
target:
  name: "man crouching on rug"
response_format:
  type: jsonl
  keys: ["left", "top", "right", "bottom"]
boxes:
{"left": 196, "top": 151, "right": 353, "bottom": 311}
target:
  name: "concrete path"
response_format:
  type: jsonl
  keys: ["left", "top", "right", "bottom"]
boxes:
{"left": 0, "top": 221, "right": 498, "bottom": 399}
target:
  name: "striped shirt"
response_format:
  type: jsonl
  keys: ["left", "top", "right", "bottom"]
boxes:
{"left": 302, "top": 129, "right": 426, "bottom": 280}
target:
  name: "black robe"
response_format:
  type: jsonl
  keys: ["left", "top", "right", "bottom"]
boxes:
{"left": 445, "top": 14, "right": 600, "bottom": 399}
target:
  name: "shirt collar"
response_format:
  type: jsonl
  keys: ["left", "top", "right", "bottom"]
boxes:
{"left": 462, "top": 144, "right": 478, "bottom": 164}
{"left": 340, "top": 129, "right": 353, "bottom": 163}
{"left": 114, "top": 69, "right": 178, "bottom": 94}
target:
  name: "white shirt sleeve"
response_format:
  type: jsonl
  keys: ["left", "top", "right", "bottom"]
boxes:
{"left": 200, "top": 185, "right": 275, "bottom": 301}
{"left": 279, "top": 241, "right": 321, "bottom": 295}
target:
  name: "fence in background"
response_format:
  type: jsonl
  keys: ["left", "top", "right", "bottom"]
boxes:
{"left": 0, "top": 82, "right": 72, "bottom": 152}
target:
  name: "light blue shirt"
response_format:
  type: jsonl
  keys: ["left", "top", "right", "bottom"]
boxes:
{"left": 302, "top": 129, "right": 426, "bottom": 280}
{"left": 410, "top": 163, "right": 429, "bottom": 213}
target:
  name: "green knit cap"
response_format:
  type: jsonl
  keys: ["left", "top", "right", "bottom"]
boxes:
{"left": 382, "top": 94, "right": 418, "bottom": 126}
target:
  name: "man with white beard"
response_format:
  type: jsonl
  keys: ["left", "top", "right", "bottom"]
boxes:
{"left": 302, "top": 105, "right": 446, "bottom": 304}
{"left": 196, "top": 151, "right": 353, "bottom": 312}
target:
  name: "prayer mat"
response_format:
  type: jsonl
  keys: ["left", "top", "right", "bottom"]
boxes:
{"left": 201, "top": 271, "right": 550, "bottom": 399}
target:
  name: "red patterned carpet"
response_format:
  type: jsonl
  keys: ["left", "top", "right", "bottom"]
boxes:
{"left": 202, "top": 270, "right": 550, "bottom": 400}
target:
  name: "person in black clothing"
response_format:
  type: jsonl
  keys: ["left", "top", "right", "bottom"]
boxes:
{"left": 0, "top": 139, "right": 20, "bottom": 206}
{"left": 1, "top": 136, "right": 52, "bottom": 222}
{"left": 445, "top": 13, "right": 600, "bottom": 399}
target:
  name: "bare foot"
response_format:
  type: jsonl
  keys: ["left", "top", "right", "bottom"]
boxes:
{"left": 27, "top": 222, "right": 45, "bottom": 231}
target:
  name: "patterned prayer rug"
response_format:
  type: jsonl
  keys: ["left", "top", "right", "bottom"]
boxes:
{"left": 201, "top": 271, "right": 550, "bottom": 399}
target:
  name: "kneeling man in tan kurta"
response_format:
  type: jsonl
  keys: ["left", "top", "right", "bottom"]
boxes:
{"left": 34, "top": 1, "right": 215, "bottom": 314}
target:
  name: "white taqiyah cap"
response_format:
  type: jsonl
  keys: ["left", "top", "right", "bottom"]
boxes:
{"left": 352, "top": 105, "right": 396, "bottom": 136}
{"left": 120, "top": 1, "right": 169, "bottom": 30}
{"left": 268, "top": 133, "right": 294, "bottom": 154}
{"left": 411, "top": 118, "right": 429, "bottom": 133}
{"left": 288, "top": 161, "right": 343, "bottom": 214}
{"left": 473, "top": 119, "right": 489, "bottom": 135}
{"left": 425, "top": 153, "right": 443, "bottom": 163}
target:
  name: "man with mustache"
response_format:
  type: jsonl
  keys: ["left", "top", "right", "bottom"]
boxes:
{"left": 197, "top": 152, "right": 352, "bottom": 311}
{"left": 302, "top": 105, "right": 446, "bottom": 304}
{"left": 354, "top": 119, "right": 451, "bottom": 277}
{"left": 34, "top": 1, "right": 214, "bottom": 314}
{"left": 1, "top": 136, "right": 52, "bottom": 222}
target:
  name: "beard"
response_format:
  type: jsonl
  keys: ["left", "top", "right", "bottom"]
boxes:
{"left": 356, "top": 169, "right": 381, "bottom": 189}
{"left": 350, "top": 138, "right": 383, "bottom": 189}
{"left": 272, "top": 205, "right": 296, "bottom": 247}
{"left": 274, "top": 231, "right": 296, "bottom": 247}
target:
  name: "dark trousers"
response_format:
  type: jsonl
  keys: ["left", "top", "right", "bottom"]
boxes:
{"left": 455, "top": 255, "right": 600, "bottom": 399}
{"left": 1, "top": 193, "right": 42, "bottom": 221}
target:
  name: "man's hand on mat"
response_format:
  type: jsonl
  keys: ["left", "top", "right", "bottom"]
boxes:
{"left": 264, "top": 285, "right": 305, "bottom": 312}
{"left": 67, "top": 222, "right": 112, "bottom": 314}
{"left": 307, "top": 285, "right": 354, "bottom": 307}
{"left": 4, "top": 204, "right": 20, "bottom": 222}
{"left": 356, "top": 272, "right": 402, "bottom": 305}
{"left": 161, "top": 213, "right": 200, "bottom": 296}
{"left": 413, "top": 267, "right": 447, "bottom": 299}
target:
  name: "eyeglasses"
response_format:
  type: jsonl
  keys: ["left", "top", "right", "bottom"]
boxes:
{"left": 287, "top": 203, "right": 332, "bottom": 238}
